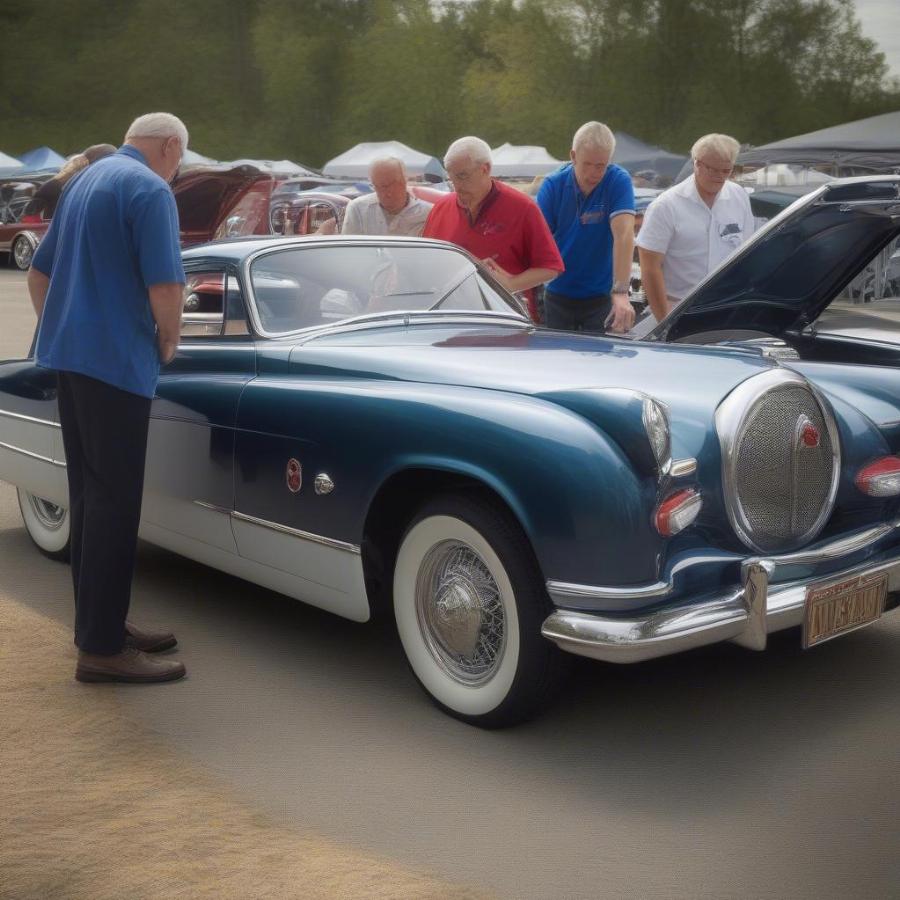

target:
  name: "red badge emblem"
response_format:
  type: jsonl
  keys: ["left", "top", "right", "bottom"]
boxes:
{"left": 286, "top": 458, "right": 302, "bottom": 493}
{"left": 795, "top": 415, "right": 820, "bottom": 450}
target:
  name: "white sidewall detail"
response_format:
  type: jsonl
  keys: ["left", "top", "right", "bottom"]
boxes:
{"left": 17, "top": 489, "right": 70, "bottom": 554}
{"left": 394, "top": 514, "right": 521, "bottom": 717}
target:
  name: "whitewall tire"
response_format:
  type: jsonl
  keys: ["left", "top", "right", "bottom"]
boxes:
{"left": 17, "top": 488, "right": 70, "bottom": 561}
{"left": 393, "top": 494, "right": 567, "bottom": 728}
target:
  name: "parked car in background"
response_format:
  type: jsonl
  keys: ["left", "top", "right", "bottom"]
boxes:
{"left": 3, "top": 176, "right": 900, "bottom": 727}
{"left": 0, "top": 177, "right": 51, "bottom": 270}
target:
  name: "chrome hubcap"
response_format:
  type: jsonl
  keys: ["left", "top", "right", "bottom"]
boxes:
{"left": 27, "top": 494, "right": 66, "bottom": 530}
{"left": 415, "top": 540, "right": 506, "bottom": 685}
{"left": 14, "top": 238, "right": 33, "bottom": 269}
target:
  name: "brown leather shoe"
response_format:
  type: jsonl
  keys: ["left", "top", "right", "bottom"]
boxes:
{"left": 124, "top": 620, "right": 177, "bottom": 653}
{"left": 75, "top": 647, "right": 186, "bottom": 684}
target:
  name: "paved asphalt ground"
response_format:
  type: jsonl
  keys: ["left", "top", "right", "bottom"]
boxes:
{"left": 1, "top": 267, "right": 899, "bottom": 899}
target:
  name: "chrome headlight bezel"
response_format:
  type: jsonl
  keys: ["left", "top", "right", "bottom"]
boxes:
{"left": 642, "top": 397, "right": 672, "bottom": 477}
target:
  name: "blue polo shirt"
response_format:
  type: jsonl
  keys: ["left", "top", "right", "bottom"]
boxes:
{"left": 537, "top": 162, "right": 635, "bottom": 299}
{"left": 32, "top": 145, "right": 184, "bottom": 398}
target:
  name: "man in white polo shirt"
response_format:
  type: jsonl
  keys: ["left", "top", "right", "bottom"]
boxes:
{"left": 636, "top": 133, "right": 755, "bottom": 321}
{"left": 340, "top": 156, "right": 433, "bottom": 236}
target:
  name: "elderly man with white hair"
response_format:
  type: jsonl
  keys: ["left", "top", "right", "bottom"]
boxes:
{"left": 27, "top": 112, "right": 189, "bottom": 685}
{"left": 338, "top": 156, "right": 432, "bottom": 236}
{"left": 423, "top": 136, "right": 563, "bottom": 321}
{"left": 536, "top": 121, "right": 636, "bottom": 333}
{"left": 637, "top": 133, "right": 755, "bottom": 321}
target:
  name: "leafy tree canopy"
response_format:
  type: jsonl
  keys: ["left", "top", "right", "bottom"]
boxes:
{"left": 0, "top": 0, "right": 895, "bottom": 166}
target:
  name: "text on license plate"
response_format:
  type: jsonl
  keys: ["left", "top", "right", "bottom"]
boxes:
{"left": 803, "top": 572, "right": 888, "bottom": 648}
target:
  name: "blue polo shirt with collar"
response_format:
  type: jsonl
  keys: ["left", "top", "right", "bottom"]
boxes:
{"left": 537, "top": 162, "right": 635, "bottom": 299}
{"left": 32, "top": 145, "right": 184, "bottom": 399}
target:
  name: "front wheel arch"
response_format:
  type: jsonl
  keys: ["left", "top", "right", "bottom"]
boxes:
{"left": 362, "top": 468, "right": 533, "bottom": 620}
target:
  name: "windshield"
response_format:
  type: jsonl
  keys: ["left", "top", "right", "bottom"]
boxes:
{"left": 249, "top": 243, "right": 524, "bottom": 333}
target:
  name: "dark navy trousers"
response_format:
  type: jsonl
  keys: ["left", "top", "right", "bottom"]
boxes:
{"left": 56, "top": 371, "right": 151, "bottom": 655}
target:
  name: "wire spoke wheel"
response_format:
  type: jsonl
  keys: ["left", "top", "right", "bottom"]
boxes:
{"left": 415, "top": 539, "right": 506, "bottom": 685}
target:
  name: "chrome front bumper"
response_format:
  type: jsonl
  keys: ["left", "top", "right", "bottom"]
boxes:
{"left": 541, "top": 542, "right": 900, "bottom": 664}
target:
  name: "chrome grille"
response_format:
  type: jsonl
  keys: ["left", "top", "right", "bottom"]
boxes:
{"left": 717, "top": 371, "right": 840, "bottom": 554}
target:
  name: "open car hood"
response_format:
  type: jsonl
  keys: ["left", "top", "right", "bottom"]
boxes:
{"left": 648, "top": 176, "right": 900, "bottom": 344}
{"left": 174, "top": 165, "right": 275, "bottom": 244}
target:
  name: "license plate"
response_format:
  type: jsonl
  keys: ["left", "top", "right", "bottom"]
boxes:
{"left": 803, "top": 571, "right": 888, "bottom": 649}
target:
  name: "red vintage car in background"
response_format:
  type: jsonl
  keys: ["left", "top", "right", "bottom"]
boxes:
{"left": 0, "top": 177, "right": 51, "bottom": 270}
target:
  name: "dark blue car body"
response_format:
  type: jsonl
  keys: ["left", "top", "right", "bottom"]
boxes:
{"left": 2, "top": 176, "right": 899, "bottom": 726}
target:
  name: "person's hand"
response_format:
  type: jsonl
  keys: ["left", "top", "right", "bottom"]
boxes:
{"left": 605, "top": 292, "right": 635, "bottom": 334}
{"left": 158, "top": 339, "right": 178, "bottom": 365}
{"left": 481, "top": 257, "right": 513, "bottom": 291}
{"left": 316, "top": 217, "right": 338, "bottom": 235}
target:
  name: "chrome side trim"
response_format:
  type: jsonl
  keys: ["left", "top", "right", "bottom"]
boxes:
{"left": 0, "top": 409, "right": 60, "bottom": 428}
{"left": 542, "top": 553, "right": 900, "bottom": 664}
{"left": 0, "top": 440, "right": 65, "bottom": 467}
{"left": 670, "top": 457, "right": 697, "bottom": 477}
{"left": 192, "top": 499, "right": 233, "bottom": 516}
{"left": 547, "top": 579, "right": 671, "bottom": 602}
{"left": 230, "top": 509, "right": 361, "bottom": 555}
{"left": 546, "top": 519, "right": 900, "bottom": 605}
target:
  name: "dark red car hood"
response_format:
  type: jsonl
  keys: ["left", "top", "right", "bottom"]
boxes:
{"left": 173, "top": 165, "right": 279, "bottom": 246}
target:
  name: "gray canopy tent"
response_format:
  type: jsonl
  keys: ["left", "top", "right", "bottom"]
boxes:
{"left": 612, "top": 132, "right": 688, "bottom": 181}
{"left": 323, "top": 141, "right": 445, "bottom": 181}
{"left": 736, "top": 111, "right": 900, "bottom": 174}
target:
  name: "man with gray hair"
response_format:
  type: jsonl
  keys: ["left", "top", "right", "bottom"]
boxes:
{"left": 27, "top": 112, "right": 188, "bottom": 684}
{"left": 537, "top": 121, "right": 636, "bottom": 333}
{"left": 637, "top": 133, "right": 755, "bottom": 321}
{"left": 339, "top": 157, "right": 432, "bottom": 236}
{"left": 423, "top": 136, "right": 563, "bottom": 320}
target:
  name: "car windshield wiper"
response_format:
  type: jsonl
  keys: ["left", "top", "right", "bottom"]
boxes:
{"left": 428, "top": 271, "right": 477, "bottom": 311}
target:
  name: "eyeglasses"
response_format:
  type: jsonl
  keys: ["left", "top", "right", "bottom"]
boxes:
{"left": 695, "top": 159, "right": 733, "bottom": 177}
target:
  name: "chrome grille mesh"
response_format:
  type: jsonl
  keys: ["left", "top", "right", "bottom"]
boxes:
{"left": 718, "top": 373, "right": 839, "bottom": 554}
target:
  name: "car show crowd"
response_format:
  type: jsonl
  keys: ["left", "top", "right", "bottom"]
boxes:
{"left": 6, "top": 110, "right": 758, "bottom": 686}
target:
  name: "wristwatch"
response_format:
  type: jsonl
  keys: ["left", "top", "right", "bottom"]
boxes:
{"left": 611, "top": 281, "right": 629, "bottom": 296}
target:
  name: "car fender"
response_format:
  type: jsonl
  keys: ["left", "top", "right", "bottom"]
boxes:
{"left": 234, "top": 378, "right": 665, "bottom": 588}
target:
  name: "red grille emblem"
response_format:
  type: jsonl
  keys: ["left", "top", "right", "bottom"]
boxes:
{"left": 795, "top": 415, "right": 820, "bottom": 450}
{"left": 286, "top": 458, "right": 302, "bottom": 493}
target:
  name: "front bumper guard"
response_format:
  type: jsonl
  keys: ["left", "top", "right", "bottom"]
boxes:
{"left": 541, "top": 551, "right": 900, "bottom": 664}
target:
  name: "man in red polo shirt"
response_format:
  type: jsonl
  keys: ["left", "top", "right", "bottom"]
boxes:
{"left": 423, "top": 136, "right": 563, "bottom": 321}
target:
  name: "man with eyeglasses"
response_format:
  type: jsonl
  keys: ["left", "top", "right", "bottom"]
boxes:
{"left": 637, "top": 133, "right": 755, "bottom": 322}
{"left": 536, "top": 121, "right": 636, "bottom": 333}
{"left": 27, "top": 113, "right": 188, "bottom": 685}
{"left": 423, "top": 136, "right": 563, "bottom": 321}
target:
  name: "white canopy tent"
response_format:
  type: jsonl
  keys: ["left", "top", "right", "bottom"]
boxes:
{"left": 0, "top": 151, "right": 24, "bottom": 177}
{"left": 323, "top": 141, "right": 445, "bottom": 180}
{"left": 221, "top": 158, "right": 317, "bottom": 176}
{"left": 490, "top": 143, "right": 563, "bottom": 178}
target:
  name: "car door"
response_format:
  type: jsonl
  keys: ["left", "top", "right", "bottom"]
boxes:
{"left": 140, "top": 261, "right": 256, "bottom": 554}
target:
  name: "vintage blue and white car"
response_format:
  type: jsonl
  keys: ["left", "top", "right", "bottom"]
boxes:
{"left": 2, "top": 176, "right": 899, "bottom": 727}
